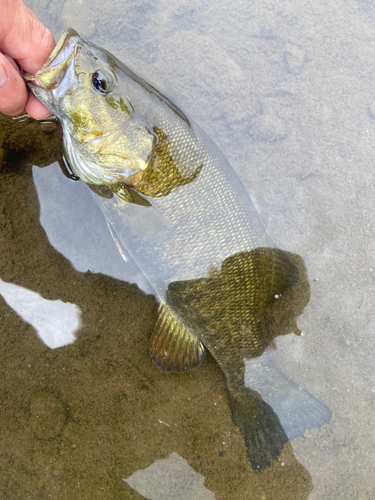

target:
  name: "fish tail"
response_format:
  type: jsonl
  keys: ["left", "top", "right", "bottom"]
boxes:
{"left": 228, "top": 387, "right": 288, "bottom": 471}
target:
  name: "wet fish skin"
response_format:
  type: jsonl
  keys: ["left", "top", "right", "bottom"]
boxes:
{"left": 165, "top": 247, "right": 298, "bottom": 469}
{"left": 25, "top": 29, "right": 303, "bottom": 471}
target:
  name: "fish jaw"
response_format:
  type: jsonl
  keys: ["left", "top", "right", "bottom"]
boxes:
{"left": 24, "top": 29, "right": 155, "bottom": 185}
{"left": 24, "top": 29, "right": 80, "bottom": 118}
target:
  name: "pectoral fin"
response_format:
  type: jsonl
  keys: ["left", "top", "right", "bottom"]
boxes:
{"left": 87, "top": 183, "right": 114, "bottom": 199}
{"left": 114, "top": 185, "right": 152, "bottom": 206}
{"left": 85, "top": 180, "right": 152, "bottom": 207}
{"left": 150, "top": 303, "right": 206, "bottom": 373}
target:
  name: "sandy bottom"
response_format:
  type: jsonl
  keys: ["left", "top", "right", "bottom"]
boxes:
{"left": 3, "top": 0, "right": 375, "bottom": 496}
{"left": 0, "top": 114, "right": 312, "bottom": 499}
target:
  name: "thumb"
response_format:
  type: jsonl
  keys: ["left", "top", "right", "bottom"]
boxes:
{"left": 0, "top": 52, "right": 27, "bottom": 116}
{"left": 0, "top": 52, "right": 52, "bottom": 118}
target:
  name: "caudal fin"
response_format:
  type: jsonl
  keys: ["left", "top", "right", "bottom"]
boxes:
{"left": 244, "top": 349, "right": 332, "bottom": 440}
{"left": 229, "top": 388, "right": 288, "bottom": 471}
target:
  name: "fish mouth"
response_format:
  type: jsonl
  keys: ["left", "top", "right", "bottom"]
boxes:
{"left": 24, "top": 28, "right": 80, "bottom": 91}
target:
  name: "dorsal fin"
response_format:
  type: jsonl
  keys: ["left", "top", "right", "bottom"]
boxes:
{"left": 150, "top": 303, "right": 205, "bottom": 373}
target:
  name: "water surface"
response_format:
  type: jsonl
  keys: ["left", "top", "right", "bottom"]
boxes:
{"left": 1, "top": 0, "right": 375, "bottom": 498}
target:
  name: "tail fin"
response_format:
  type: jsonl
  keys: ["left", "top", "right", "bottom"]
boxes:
{"left": 229, "top": 387, "right": 288, "bottom": 471}
{"left": 244, "top": 349, "right": 332, "bottom": 440}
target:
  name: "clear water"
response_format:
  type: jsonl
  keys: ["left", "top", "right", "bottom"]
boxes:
{"left": 1, "top": 0, "right": 375, "bottom": 498}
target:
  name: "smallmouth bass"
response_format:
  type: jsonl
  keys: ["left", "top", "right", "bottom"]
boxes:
{"left": 25, "top": 29, "right": 306, "bottom": 470}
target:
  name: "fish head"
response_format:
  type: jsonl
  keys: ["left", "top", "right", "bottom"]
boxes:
{"left": 24, "top": 29, "right": 155, "bottom": 185}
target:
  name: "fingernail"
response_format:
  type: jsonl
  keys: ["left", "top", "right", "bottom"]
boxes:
{"left": 0, "top": 63, "right": 8, "bottom": 88}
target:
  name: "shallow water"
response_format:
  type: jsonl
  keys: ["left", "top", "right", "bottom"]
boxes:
{"left": 1, "top": 0, "right": 375, "bottom": 498}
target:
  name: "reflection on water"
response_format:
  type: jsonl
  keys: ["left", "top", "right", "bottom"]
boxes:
{"left": 124, "top": 452, "right": 215, "bottom": 500}
{"left": 25, "top": 24, "right": 324, "bottom": 473}
{"left": 1, "top": 0, "right": 375, "bottom": 497}
{"left": 32, "top": 162, "right": 154, "bottom": 295}
{"left": 0, "top": 112, "right": 313, "bottom": 498}
{"left": 0, "top": 278, "right": 80, "bottom": 349}
{"left": 245, "top": 344, "right": 332, "bottom": 440}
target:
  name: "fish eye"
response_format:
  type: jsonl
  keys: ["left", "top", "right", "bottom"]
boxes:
{"left": 91, "top": 70, "right": 115, "bottom": 94}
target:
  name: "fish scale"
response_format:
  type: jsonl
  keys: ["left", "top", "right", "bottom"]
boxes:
{"left": 25, "top": 28, "right": 302, "bottom": 471}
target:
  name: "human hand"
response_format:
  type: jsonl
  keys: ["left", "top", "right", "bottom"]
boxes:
{"left": 0, "top": 0, "right": 55, "bottom": 118}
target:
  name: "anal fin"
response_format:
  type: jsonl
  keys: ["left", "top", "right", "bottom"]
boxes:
{"left": 150, "top": 303, "right": 206, "bottom": 373}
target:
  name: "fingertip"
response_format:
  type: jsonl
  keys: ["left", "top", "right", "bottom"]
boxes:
{"left": 38, "top": 27, "right": 56, "bottom": 67}
{"left": 0, "top": 53, "right": 27, "bottom": 117}
{"left": 22, "top": 25, "right": 56, "bottom": 73}
{"left": 25, "top": 91, "right": 53, "bottom": 120}
{"left": 0, "top": 2, "right": 56, "bottom": 74}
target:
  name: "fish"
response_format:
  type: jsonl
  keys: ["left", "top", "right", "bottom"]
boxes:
{"left": 24, "top": 29, "right": 313, "bottom": 471}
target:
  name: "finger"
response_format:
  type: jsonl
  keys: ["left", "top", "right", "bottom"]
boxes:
{"left": 0, "top": 0, "right": 55, "bottom": 73}
{"left": 25, "top": 91, "right": 53, "bottom": 120}
{"left": 0, "top": 52, "right": 27, "bottom": 116}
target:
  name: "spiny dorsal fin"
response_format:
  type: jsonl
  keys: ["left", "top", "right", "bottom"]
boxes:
{"left": 150, "top": 303, "right": 205, "bottom": 373}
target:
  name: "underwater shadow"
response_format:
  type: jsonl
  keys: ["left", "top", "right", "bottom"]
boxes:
{"left": 0, "top": 113, "right": 315, "bottom": 499}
